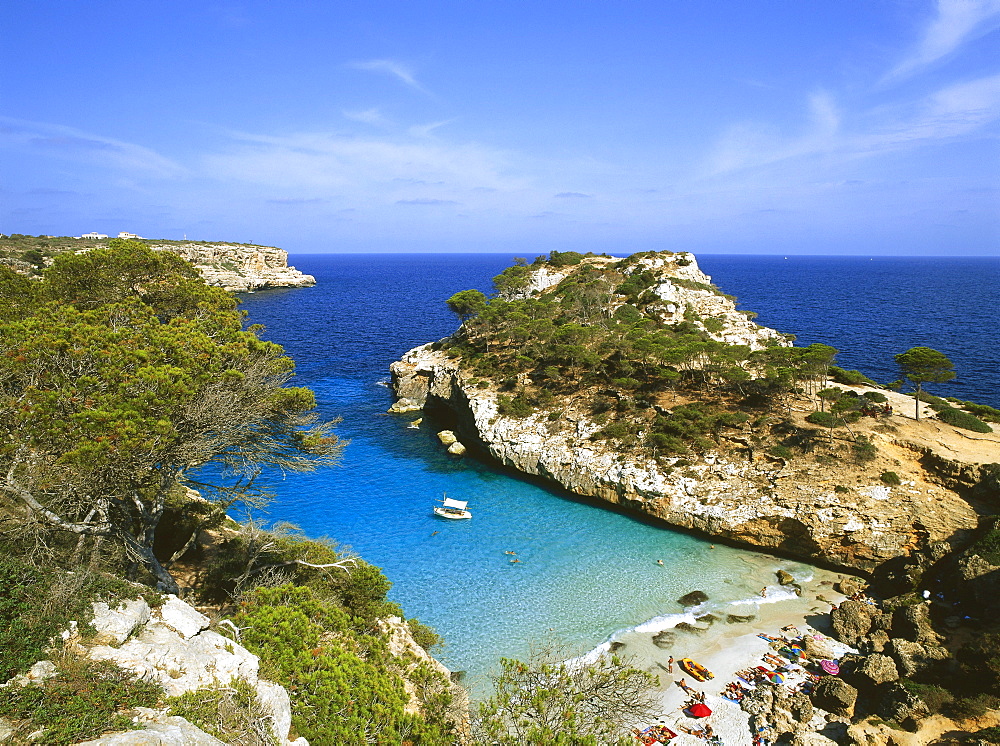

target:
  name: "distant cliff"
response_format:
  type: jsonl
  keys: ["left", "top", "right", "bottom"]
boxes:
{"left": 149, "top": 242, "right": 315, "bottom": 292}
{"left": 0, "top": 235, "right": 315, "bottom": 292}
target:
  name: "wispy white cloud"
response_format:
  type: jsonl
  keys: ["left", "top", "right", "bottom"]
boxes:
{"left": 348, "top": 59, "right": 428, "bottom": 93}
{"left": 888, "top": 0, "right": 1000, "bottom": 80}
{"left": 408, "top": 119, "right": 456, "bottom": 138}
{"left": 706, "top": 73, "right": 1000, "bottom": 177}
{"left": 201, "top": 129, "right": 531, "bottom": 205}
{"left": 342, "top": 108, "right": 391, "bottom": 126}
{"left": 0, "top": 117, "right": 186, "bottom": 178}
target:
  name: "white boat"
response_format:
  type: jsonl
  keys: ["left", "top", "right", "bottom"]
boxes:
{"left": 433, "top": 496, "right": 471, "bottom": 520}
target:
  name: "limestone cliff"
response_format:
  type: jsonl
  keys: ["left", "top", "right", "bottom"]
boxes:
{"left": 149, "top": 242, "right": 315, "bottom": 292}
{"left": 389, "top": 252, "right": 993, "bottom": 573}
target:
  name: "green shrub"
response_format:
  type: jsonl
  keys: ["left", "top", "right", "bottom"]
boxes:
{"left": 881, "top": 471, "right": 902, "bottom": 486}
{"left": 408, "top": 618, "right": 442, "bottom": 653}
{"left": 968, "top": 528, "right": 1000, "bottom": 566}
{"left": 806, "top": 411, "right": 836, "bottom": 427}
{"left": 0, "top": 557, "right": 144, "bottom": 681}
{"left": 900, "top": 680, "right": 953, "bottom": 713}
{"left": 936, "top": 406, "right": 992, "bottom": 433}
{"left": 835, "top": 485, "right": 851, "bottom": 494}
{"left": 170, "top": 678, "right": 276, "bottom": 746}
{"left": 703, "top": 317, "right": 725, "bottom": 334}
{"left": 863, "top": 391, "right": 888, "bottom": 403}
{"left": 769, "top": 445, "right": 793, "bottom": 460}
{"left": 235, "top": 584, "right": 455, "bottom": 745}
{"left": 963, "top": 402, "right": 1000, "bottom": 423}
{"left": 944, "top": 694, "right": 998, "bottom": 720}
{"left": 547, "top": 250, "right": 584, "bottom": 267}
{"left": 830, "top": 366, "right": 877, "bottom": 386}
{"left": 0, "top": 658, "right": 162, "bottom": 744}
{"left": 978, "top": 725, "right": 1000, "bottom": 743}
{"left": 498, "top": 394, "right": 534, "bottom": 418}
{"left": 852, "top": 437, "right": 878, "bottom": 463}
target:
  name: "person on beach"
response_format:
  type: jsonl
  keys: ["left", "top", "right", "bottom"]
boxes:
{"left": 668, "top": 656, "right": 674, "bottom": 673}
{"left": 760, "top": 587, "right": 768, "bottom": 598}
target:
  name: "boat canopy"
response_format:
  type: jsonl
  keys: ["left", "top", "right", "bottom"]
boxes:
{"left": 442, "top": 498, "right": 468, "bottom": 510}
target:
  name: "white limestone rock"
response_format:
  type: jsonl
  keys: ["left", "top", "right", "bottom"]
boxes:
{"left": 437, "top": 430, "right": 458, "bottom": 445}
{"left": 88, "top": 626, "right": 259, "bottom": 698}
{"left": 91, "top": 598, "right": 152, "bottom": 645}
{"left": 76, "top": 709, "right": 225, "bottom": 745}
{"left": 156, "top": 595, "right": 209, "bottom": 640}
{"left": 149, "top": 243, "right": 316, "bottom": 292}
{"left": 447, "top": 441, "right": 467, "bottom": 456}
{"left": 256, "top": 679, "right": 294, "bottom": 744}
{"left": 5, "top": 659, "right": 57, "bottom": 687}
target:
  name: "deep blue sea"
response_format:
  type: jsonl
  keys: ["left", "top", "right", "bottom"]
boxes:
{"left": 236, "top": 253, "right": 999, "bottom": 688}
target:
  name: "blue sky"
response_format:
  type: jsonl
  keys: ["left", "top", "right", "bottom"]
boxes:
{"left": 1, "top": 1, "right": 998, "bottom": 255}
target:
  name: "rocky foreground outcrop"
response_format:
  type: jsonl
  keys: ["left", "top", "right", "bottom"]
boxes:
{"left": 150, "top": 242, "right": 315, "bottom": 292}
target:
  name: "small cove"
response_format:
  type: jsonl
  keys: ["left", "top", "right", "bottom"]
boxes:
{"left": 237, "top": 252, "right": 999, "bottom": 689}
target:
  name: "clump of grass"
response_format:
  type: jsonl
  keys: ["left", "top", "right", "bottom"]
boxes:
{"left": 0, "top": 657, "right": 162, "bottom": 743}
{"left": 880, "top": 471, "right": 902, "bottom": 486}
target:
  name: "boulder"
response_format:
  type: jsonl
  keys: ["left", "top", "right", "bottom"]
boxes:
{"left": 886, "top": 639, "right": 949, "bottom": 677}
{"left": 90, "top": 598, "right": 151, "bottom": 645}
{"left": 866, "top": 629, "right": 890, "bottom": 653}
{"left": 677, "top": 590, "right": 709, "bottom": 607}
{"left": 802, "top": 636, "right": 837, "bottom": 661}
{"left": 156, "top": 595, "right": 209, "bottom": 640}
{"left": 727, "top": 614, "right": 756, "bottom": 624}
{"left": 777, "top": 569, "right": 796, "bottom": 585}
{"left": 437, "top": 430, "right": 458, "bottom": 446}
{"left": 835, "top": 577, "right": 868, "bottom": 596}
{"left": 388, "top": 398, "right": 422, "bottom": 414}
{"left": 447, "top": 441, "right": 466, "bottom": 456}
{"left": 674, "top": 622, "right": 708, "bottom": 635}
{"left": 812, "top": 677, "right": 858, "bottom": 717}
{"left": 856, "top": 654, "right": 899, "bottom": 686}
{"left": 651, "top": 630, "right": 675, "bottom": 648}
{"left": 76, "top": 709, "right": 226, "bottom": 745}
{"left": 891, "top": 603, "right": 940, "bottom": 646}
{"left": 831, "top": 599, "right": 875, "bottom": 646}
{"left": 876, "top": 682, "right": 929, "bottom": 725}
{"left": 790, "top": 734, "right": 840, "bottom": 746}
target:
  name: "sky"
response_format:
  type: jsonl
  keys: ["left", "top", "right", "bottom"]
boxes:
{"left": 1, "top": 1, "right": 998, "bottom": 255}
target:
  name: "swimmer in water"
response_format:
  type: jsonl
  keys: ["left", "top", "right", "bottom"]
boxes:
{"left": 657, "top": 559, "right": 664, "bottom": 566}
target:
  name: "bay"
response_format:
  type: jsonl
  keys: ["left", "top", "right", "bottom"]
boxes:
{"left": 236, "top": 252, "right": 999, "bottom": 688}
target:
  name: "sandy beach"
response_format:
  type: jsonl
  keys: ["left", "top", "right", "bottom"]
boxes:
{"left": 609, "top": 566, "right": 856, "bottom": 746}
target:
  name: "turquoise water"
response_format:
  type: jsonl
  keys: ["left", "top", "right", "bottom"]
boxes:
{"left": 235, "top": 252, "right": 998, "bottom": 689}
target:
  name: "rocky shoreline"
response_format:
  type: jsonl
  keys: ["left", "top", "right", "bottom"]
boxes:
{"left": 390, "top": 342, "right": 992, "bottom": 575}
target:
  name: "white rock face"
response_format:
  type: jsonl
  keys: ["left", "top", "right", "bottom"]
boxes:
{"left": 149, "top": 243, "right": 316, "bottom": 292}
{"left": 76, "top": 709, "right": 226, "bottom": 745}
{"left": 91, "top": 599, "right": 152, "bottom": 645}
{"left": 389, "top": 344, "right": 978, "bottom": 572}
{"left": 81, "top": 595, "right": 305, "bottom": 745}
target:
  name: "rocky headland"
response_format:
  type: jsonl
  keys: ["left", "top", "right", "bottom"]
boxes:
{"left": 149, "top": 242, "right": 315, "bottom": 292}
{"left": 389, "top": 251, "right": 998, "bottom": 576}
{"left": 0, "top": 235, "right": 315, "bottom": 292}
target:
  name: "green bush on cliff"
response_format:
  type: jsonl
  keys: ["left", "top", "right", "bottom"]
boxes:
{"left": 0, "top": 556, "right": 149, "bottom": 681}
{"left": 0, "top": 657, "right": 162, "bottom": 744}
{"left": 234, "top": 584, "right": 456, "bottom": 745}
{"left": 935, "top": 406, "right": 992, "bottom": 433}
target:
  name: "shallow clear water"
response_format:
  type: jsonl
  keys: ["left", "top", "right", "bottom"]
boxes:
{"left": 235, "top": 252, "right": 999, "bottom": 687}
